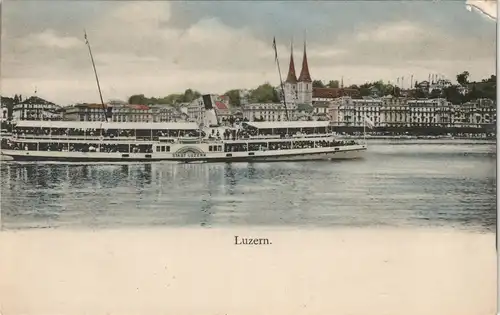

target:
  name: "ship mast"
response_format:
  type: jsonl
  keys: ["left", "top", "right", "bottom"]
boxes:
{"left": 272, "top": 37, "right": 289, "bottom": 121}
{"left": 84, "top": 30, "right": 107, "bottom": 122}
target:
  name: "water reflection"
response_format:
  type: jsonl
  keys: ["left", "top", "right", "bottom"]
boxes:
{"left": 0, "top": 141, "right": 496, "bottom": 232}
{"left": 224, "top": 163, "right": 237, "bottom": 195}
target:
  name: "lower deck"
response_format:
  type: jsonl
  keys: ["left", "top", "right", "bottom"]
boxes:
{"left": 3, "top": 137, "right": 360, "bottom": 153}
{"left": 1, "top": 144, "right": 367, "bottom": 163}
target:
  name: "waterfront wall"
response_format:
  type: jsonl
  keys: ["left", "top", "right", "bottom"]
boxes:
{"left": 331, "top": 125, "right": 496, "bottom": 135}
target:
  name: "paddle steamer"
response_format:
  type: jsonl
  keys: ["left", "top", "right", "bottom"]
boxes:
{"left": 1, "top": 119, "right": 366, "bottom": 162}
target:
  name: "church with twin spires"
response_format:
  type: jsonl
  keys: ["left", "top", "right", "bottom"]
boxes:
{"left": 284, "top": 41, "right": 313, "bottom": 106}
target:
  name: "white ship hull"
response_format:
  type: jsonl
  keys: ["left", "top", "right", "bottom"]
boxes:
{"left": 1, "top": 145, "right": 366, "bottom": 163}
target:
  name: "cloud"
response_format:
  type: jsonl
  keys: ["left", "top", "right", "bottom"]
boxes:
{"left": 20, "top": 29, "right": 82, "bottom": 49}
{"left": 109, "top": 2, "right": 172, "bottom": 23}
{"left": 0, "top": 1, "right": 496, "bottom": 105}
{"left": 355, "top": 21, "right": 427, "bottom": 43}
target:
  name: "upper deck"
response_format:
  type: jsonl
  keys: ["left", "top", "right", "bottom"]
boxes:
{"left": 240, "top": 121, "right": 333, "bottom": 139}
{"left": 14, "top": 120, "right": 199, "bottom": 131}
{"left": 9, "top": 119, "right": 339, "bottom": 144}
{"left": 9, "top": 120, "right": 202, "bottom": 143}
{"left": 243, "top": 121, "right": 330, "bottom": 130}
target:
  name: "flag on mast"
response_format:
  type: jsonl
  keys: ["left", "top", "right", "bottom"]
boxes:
{"left": 364, "top": 116, "right": 375, "bottom": 129}
{"left": 272, "top": 37, "right": 278, "bottom": 61}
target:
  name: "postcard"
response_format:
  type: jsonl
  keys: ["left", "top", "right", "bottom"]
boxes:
{"left": 0, "top": 1, "right": 497, "bottom": 314}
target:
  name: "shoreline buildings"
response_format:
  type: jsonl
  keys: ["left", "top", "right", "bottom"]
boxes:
{"left": 1, "top": 37, "right": 495, "bottom": 131}
{"left": 3, "top": 95, "right": 495, "bottom": 131}
{"left": 11, "top": 96, "right": 63, "bottom": 121}
{"left": 241, "top": 39, "right": 495, "bottom": 128}
{"left": 329, "top": 96, "right": 495, "bottom": 128}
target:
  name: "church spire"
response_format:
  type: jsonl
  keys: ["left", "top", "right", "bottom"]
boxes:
{"left": 298, "top": 37, "right": 312, "bottom": 83}
{"left": 285, "top": 39, "right": 297, "bottom": 84}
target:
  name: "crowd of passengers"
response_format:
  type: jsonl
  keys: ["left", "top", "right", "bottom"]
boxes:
{"left": 209, "top": 127, "right": 333, "bottom": 141}
{"left": 4, "top": 141, "right": 153, "bottom": 153}
{"left": 208, "top": 129, "right": 248, "bottom": 141}
{"left": 224, "top": 139, "right": 358, "bottom": 152}
{"left": 246, "top": 128, "right": 331, "bottom": 137}
{"left": 12, "top": 127, "right": 200, "bottom": 139}
{"left": 13, "top": 126, "right": 331, "bottom": 142}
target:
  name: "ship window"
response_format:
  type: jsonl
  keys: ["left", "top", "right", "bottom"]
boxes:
{"left": 218, "top": 146, "right": 222, "bottom": 151}
{"left": 161, "top": 146, "right": 166, "bottom": 152}
{"left": 166, "top": 146, "right": 170, "bottom": 152}
{"left": 209, "top": 146, "right": 213, "bottom": 152}
{"left": 156, "top": 146, "right": 161, "bottom": 152}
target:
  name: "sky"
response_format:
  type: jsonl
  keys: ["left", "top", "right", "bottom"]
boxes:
{"left": 1, "top": 0, "right": 497, "bottom": 105}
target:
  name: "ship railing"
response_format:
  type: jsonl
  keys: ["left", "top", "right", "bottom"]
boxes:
{"left": 291, "top": 133, "right": 336, "bottom": 138}
{"left": 246, "top": 133, "right": 335, "bottom": 140}
{"left": 158, "top": 136, "right": 183, "bottom": 141}
{"left": 248, "top": 135, "right": 281, "bottom": 139}
{"left": 14, "top": 135, "right": 138, "bottom": 141}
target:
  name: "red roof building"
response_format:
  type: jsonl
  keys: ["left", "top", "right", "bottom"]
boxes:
{"left": 313, "top": 88, "right": 360, "bottom": 99}
{"left": 214, "top": 101, "right": 228, "bottom": 110}
{"left": 127, "top": 104, "right": 150, "bottom": 111}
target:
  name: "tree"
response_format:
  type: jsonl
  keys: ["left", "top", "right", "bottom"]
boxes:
{"left": 327, "top": 80, "right": 339, "bottom": 88}
{"left": 128, "top": 94, "right": 148, "bottom": 105}
{"left": 413, "top": 89, "right": 426, "bottom": 98}
{"left": 456, "top": 71, "right": 470, "bottom": 86}
{"left": 312, "top": 80, "right": 325, "bottom": 88}
{"left": 359, "top": 87, "right": 371, "bottom": 97}
{"left": 180, "top": 89, "right": 201, "bottom": 103}
{"left": 249, "top": 83, "right": 279, "bottom": 103}
{"left": 128, "top": 89, "right": 202, "bottom": 105}
{"left": 372, "top": 80, "right": 384, "bottom": 92}
{"left": 382, "top": 84, "right": 395, "bottom": 96}
{"left": 443, "top": 85, "right": 464, "bottom": 104}
{"left": 429, "top": 89, "right": 442, "bottom": 99}
{"left": 165, "top": 94, "right": 183, "bottom": 104}
{"left": 224, "top": 89, "right": 241, "bottom": 107}
{"left": 464, "top": 85, "right": 481, "bottom": 102}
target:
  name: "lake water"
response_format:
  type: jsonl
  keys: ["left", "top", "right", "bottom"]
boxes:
{"left": 0, "top": 140, "right": 496, "bottom": 232}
